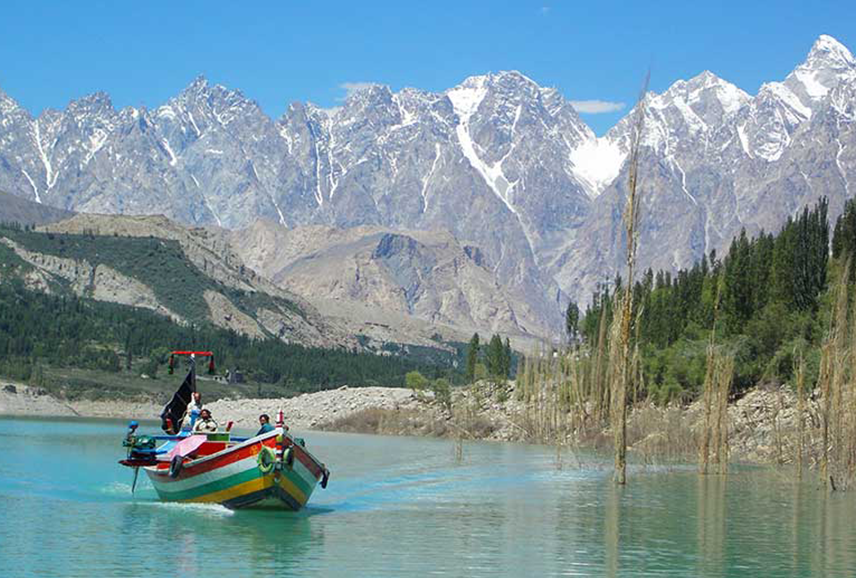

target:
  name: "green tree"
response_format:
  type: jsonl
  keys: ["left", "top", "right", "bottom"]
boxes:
{"left": 141, "top": 355, "right": 159, "bottom": 378}
{"left": 431, "top": 378, "right": 452, "bottom": 412}
{"left": 722, "top": 229, "right": 753, "bottom": 333}
{"left": 405, "top": 370, "right": 429, "bottom": 393}
{"left": 486, "top": 334, "right": 505, "bottom": 379}
{"left": 565, "top": 301, "right": 580, "bottom": 344}
{"left": 502, "top": 337, "right": 512, "bottom": 378}
{"left": 466, "top": 333, "right": 480, "bottom": 382}
{"left": 473, "top": 362, "right": 488, "bottom": 382}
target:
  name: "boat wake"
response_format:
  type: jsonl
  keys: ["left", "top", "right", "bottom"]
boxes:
{"left": 134, "top": 500, "right": 236, "bottom": 517}
{"left": 99, "top": 481, "right": 136, "bottom": 496}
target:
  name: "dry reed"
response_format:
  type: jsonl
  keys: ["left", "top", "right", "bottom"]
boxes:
{"left": 610, "top": 72, "right": 649, "bottom": 485}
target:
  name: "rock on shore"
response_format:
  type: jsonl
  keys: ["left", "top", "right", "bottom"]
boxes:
{"left": 206, "top": 386, "right": 421, "bottom": 431}
{"left": 0, "top": 380, "right": 161, "bottom": 420}
{"left": 1, "top": 379, "right": 421, "bottom": 432}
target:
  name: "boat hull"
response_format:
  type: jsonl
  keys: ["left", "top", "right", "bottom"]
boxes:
{"left": 144, "top": 431, "right": 323, "bottom": 510}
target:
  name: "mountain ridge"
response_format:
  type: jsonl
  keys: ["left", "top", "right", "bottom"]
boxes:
{"left": 1, "top": 34, "right": 855, "bottom": 339}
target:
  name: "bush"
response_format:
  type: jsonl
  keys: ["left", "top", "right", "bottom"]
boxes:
{"left": 405, "top": 370, "right": 429, "bottom": 393}
{"left": 431, "top": 378, "right": 452, "bottom": 412}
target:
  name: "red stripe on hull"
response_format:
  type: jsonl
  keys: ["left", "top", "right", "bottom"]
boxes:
{"left": 291, "top": 444, "right": 322, "bottom": 478}
{"left": 151, "top": 434, "right": 324, "bottom": 484}
{"left": 154, "top": 437, "right": 276, "bottom": 483}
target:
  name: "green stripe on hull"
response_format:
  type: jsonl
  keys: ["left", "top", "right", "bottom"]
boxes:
{"left": 155, "top": 467, "right": 262, "bottom": 502}
{"left": 152, "top": 463, "right": 316, "bottom": 504}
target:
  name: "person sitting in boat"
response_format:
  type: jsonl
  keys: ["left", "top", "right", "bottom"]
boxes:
{"left": 193, "top": 408, "right": 218, "bottom": 433}
{"left": 124, "top": 421, "right": 139, "bottom": 444}
{"left": 256, "top": 414, "right": 274, "bottom": 436}
{"left": 181, "top": 392, "right": 204, "bottom": 431}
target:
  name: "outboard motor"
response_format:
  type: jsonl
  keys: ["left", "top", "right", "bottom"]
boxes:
{"left": 120, "top": 421, "right": 158, "bottom": 466}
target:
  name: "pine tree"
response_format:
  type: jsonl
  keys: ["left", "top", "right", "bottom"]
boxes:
{"left": 722, "top": 229, "right": 753, "bottom": 333}
{"left": 466, "top": 333, "right": 480, "bottom": 383}
{"left": 487, "top": 334, "right": 504, "bottom": 378}
{"left": 565, "top": 301, "right": 580, "bottom": 345}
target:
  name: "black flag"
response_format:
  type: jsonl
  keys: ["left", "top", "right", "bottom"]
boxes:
{"left": 160, "top": 369, "right": 195, "bottom": 433}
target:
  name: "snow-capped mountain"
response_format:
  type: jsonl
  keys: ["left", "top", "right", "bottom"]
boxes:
{"left": 0, "top": 34, "right": 855, "bottom": 338}
{"left": 557, "top": 35, "right": 856, "bottom": 301}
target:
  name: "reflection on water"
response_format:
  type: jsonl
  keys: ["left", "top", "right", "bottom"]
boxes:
{"left": 2, "top": 417, "right": 856, "bottom": 577}
{"left": 696, "top": 475, "right": 725, "bottom": 576}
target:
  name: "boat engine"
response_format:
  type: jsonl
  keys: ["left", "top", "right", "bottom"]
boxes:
{"left": 119, "top": 421, "right": 158, "bottom": 467}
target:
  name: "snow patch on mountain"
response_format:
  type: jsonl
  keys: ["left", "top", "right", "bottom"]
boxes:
{"left": 448, "top": 77, "right": 519, "bottom": 214}
{"left": 811, "top": 34, "right": 856, "bottom": 67}
{"left": 686, "top": 72, "right": 750, "bottom": 114}
{"left": 21, "top": 169, "right": 40, "bottom": 203}
{"left": 32, "top": 122, "right": 57, "bottom": 189}
{"left": 569, "top": 137, "right": 625, "bottom": 197}
{"left": 161, "top": 138, "right": 178, "bottom": 166}
{"left": 762, "top": 82, "right": 813, "bottom": 121}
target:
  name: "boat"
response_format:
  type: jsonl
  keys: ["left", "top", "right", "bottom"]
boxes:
{"left": 119, "top": 350, "right": 330, "bottom": 510}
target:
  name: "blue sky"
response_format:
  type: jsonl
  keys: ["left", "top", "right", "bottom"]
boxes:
{"left": 0, "top": 0, "right": 853, "bottom": 135}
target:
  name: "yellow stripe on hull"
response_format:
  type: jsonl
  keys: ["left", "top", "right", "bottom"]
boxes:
{"left": 185, "top": 475, "right": 272, "bottom": 504}
{"left": 181, "top": 472, "right": 309, "bottom": 507}
{"left": 277, "top": 474, "right": 309, "bottom": 506}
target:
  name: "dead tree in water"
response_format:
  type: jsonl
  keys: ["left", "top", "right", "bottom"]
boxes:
{"left": 795, "top": 351, "right": 806, "bottom": 480}
{"left": 699, "top": 275, "right": 724, "bottom": 474}
{"left": 611, "top": 73, "right": 649, "bottom": 485}
{"left": 712, "top": 353, "right": 733, "bottom": 474}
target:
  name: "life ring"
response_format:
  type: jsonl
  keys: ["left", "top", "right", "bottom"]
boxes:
{"left": 257, "top": 446, "right": 276, "bottom": 474}
{"left": 169, "top": 455, "right": 183, "bottom": 479}
{"left": 283, "top": 447, "right": 295, "bottom": 468}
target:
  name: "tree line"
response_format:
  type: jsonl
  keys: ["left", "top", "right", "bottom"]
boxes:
{"left": 566, "top": 197, "right": 842, "bottom": 403}
{"left": 0, "top": 278, "right": 463, "bottom": 393}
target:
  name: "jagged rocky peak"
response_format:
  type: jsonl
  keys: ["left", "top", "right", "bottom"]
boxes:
{"left": 65, "top": 91, "right": 116, "bottom": 121}
{"left": 785, "top": 34, "right": 856, "bottom": 107}
{"left": 482, "top": 70, "right": 542, "bottom": 95}
{"left": 805, "top": 34, "right": 856, "bottom": 70}
{"left": 182, "top": 74, "right": 210, "bottom": 95}
{"left": 0, "top": 86, "right": 25, "bottom": 116}
{"left": 445, "top": 74, "right": 489, "bottom": 121}
{"left": 732, "top": 35, "right": 855, "bottom": 164}
{"left": 645, "top": 70, "right": 750, "bottom": 131}
{"left": 174, "top": 74, "right": 261, "bottom": 123}
{"left": 337, "top": 84, "right": 400, "bottom": 127}
{"left": 671, "top": 71, "right": 748, "bottom": 114}
{"left": 342, "top": 83, "right": 393, "bottom": 104}
{"left": 446, "top": 70, "right": 561, "bottom": 116}
{"left": 393, "top": 86, "right": 450, "bottom": 123}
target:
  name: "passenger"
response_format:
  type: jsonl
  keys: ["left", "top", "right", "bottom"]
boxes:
{"left": 193, "top": 408, "right": 218, "bottom": 433}
{"left": 183, "top": 392, "right": 203, "bottom": 430}
{"left": 188, "top": 391, "right": 203, "bottom": 413}
{"left": 256, "top": 414, "right": 274, "bottom": 436}
{"left": 125, "top": 421, "right": 139, "bottom": 444}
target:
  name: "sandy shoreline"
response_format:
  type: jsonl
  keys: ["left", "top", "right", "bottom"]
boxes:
{"left": 0, "top": 380, "right": 421, "bottom": 431}
{"left": 1, "top": 377, "right": 814, "bottom": 467}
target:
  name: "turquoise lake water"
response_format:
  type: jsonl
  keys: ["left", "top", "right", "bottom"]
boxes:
{"left": 0, "top": 416, "right": 854, "bottom": 577}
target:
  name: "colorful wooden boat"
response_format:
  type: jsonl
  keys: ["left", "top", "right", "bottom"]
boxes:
{"left": 143, "top": 428, "right": 328, "bottom": 509}
{"left": 119, "top": 351, "right": 330, "bottom": 510}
